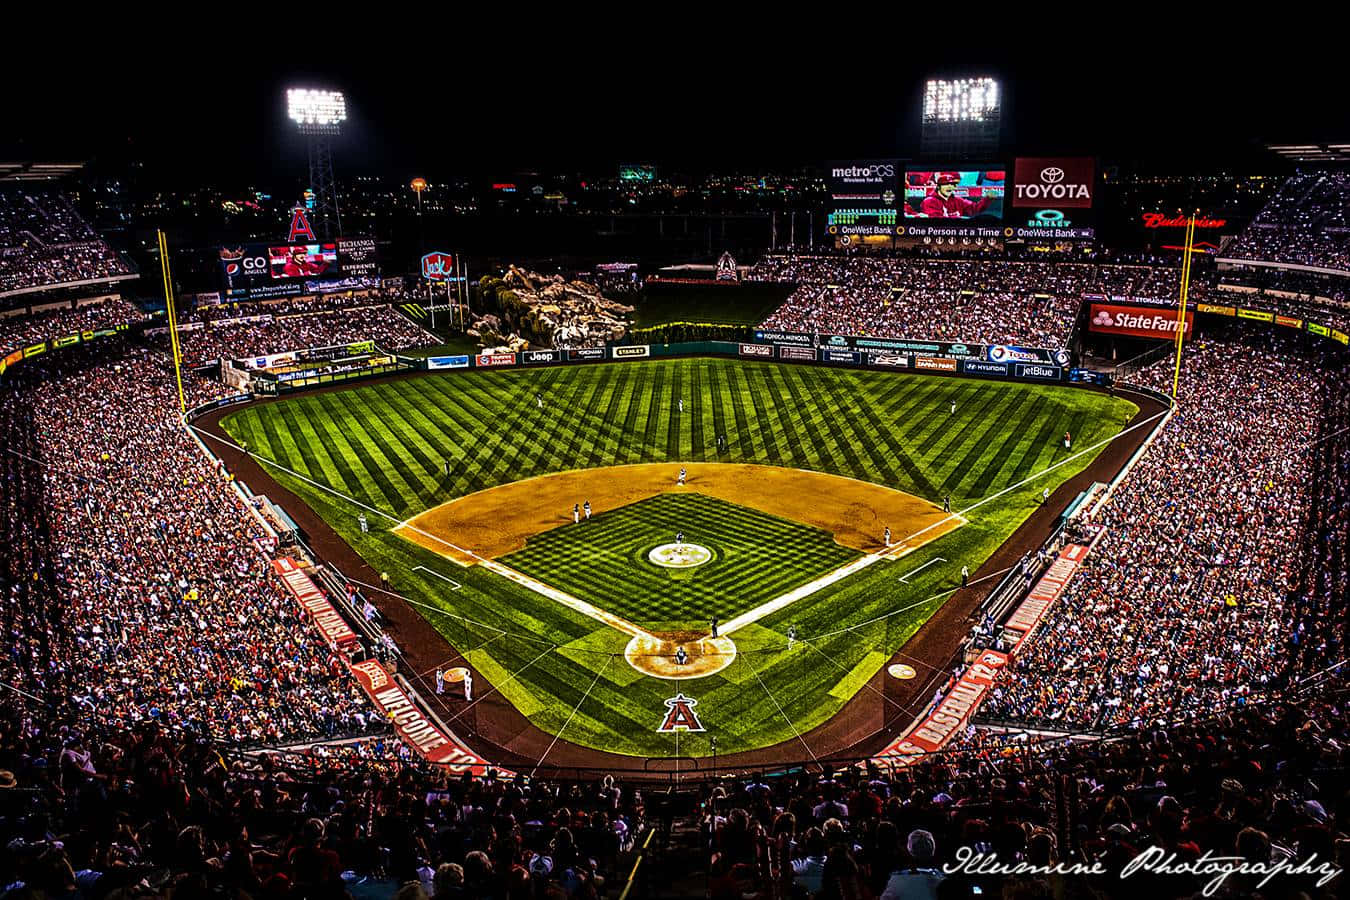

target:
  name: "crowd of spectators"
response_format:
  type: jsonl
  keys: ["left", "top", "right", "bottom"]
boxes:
{"left": 751, "top": 255, "right": 1210, "bottom": 347}
{"left": 0, "top": 342, "right": 381, "bottom": 749}
{"left": 0, "top": 298, "right": 145, "bottom": 350}
{"left": 0, "top": 191, "right": 133, "bottom": 294}
{"left": 175, "top": 305, "right": 436, "bottom": 365}
{"left": 1226, "top": 171, "right": 1350, "bottom": 272}
{"left": 981, "top": 327, "right": 1349, "bottom": 733}
{"left": 702, "top": 692, "right": 1347, "bottom": 899}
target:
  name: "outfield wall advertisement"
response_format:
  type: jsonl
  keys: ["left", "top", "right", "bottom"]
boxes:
{"left": 1088, "top": 303, "right": 1194, "bottom": 340}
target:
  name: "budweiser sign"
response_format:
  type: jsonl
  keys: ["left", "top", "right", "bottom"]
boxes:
{"left": 1141, "top": 213, "right": 1227, "bottom": 229}
{"left": 1088, "top": 303, "right": 1193, "bottom": 341}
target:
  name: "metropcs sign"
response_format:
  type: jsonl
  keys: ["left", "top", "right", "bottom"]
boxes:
{"left": 1012, "top": 157, "right": 1094, "bottom": 208}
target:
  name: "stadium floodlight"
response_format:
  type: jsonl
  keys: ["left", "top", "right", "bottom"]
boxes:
{"left": 923, "top": 78, "right": 1001, "bottom": 123}
{"left": 287, "top": 88, "right": 347, "bottom": 134}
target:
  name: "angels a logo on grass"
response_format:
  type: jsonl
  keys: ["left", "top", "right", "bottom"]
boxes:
{"left": 657, "top": 692, "right": 706, "bottom": 733}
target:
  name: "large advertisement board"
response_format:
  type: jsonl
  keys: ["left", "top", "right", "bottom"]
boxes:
{"left": 269, "top": 244, "right": 338, "bottom": 279}
{"left": 1012, "top": 158, "right": 1095, "bottom": 208}
{"left": 1088, "top": 303, "right": 1194, "bottom": 340}
{"left": 337, "top": 237, "right": 379, "bottom": 277}
{"left": 827, "top": 160, "right": 900, "bottom": 237}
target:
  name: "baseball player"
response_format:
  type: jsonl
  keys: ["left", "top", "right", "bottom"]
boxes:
{"left": 961, "top": 565, "right": 970, "bottom": 587}
{"left": 463, "top": 670, "right": 473, "bottom": 701}
{"left": 943, "top": 495, "right": 951, "bottom": 513}
{"left": 710, "top": 616, "right": 719, "bottom": 639}
{"left": 1042, "top": 487, "right": 1050, "bottom": 505}
{"left": 950, "top": 399, "right": 957, "bottom": 415}
{"left": 583, "top": 501, "right": 591, "bottom": 521}
{"left": 536, "top": 392, "right": 544, "bottom": 409}
{"left": 786, "top": 624, "right": 797, "bottom": 650}
{"left": 677, "top": 467, "right": 686, "bottom": 485}
{"left": 676, "top": 531, "right": 684, "bottom": 545}
{"left": 444, "top": 459, "right": 451, "bottom": 478}
{"left": 883, "top": 526, "right": 891, "bottom": 548}
{"left": 573, "top": 503, "right": 580, "bottom": 524}
{"left": 675, "top": 646, "right": 688, "bottom": 666}
{"left": 358, "top": 513, "right": 368, "bottom": 534}
{"left": 678, "top": 398, "right": 684, "bottom": 413}
{"left": 1063, "top": 430, "right": 1072, "bottom": 450}
{"left": 435, "top": 668, "right": 445, "bottom": 694}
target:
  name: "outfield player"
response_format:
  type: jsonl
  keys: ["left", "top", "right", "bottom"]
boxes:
{"left": 950, "top": 399, "right": 957, "bottom": 415}
{"left": 883, "top": 526, "right": 891, "bottom": 548}
{"left": 536, "top": 392, "right": 544, "bottom": 409}
{"left": 583, "top": 500, "right": 591, "bottom": 521}
{"left": 677, "top": 466, "right": 686, "bottom": 485}
{"left": 444, "top": 459, "right": 451, "bottom": 478}
{"left": 1063, "top": 430, "right": 1072, "bottom": 450}
{"left": 358, "top": 513, "right": 368, "bottom": 534}
{"left": 678, "top": 398, "right": 684, "bottom": 413}
{"left": 573, "top": 503, "right": 580, "bottom": 524}
{"left": 786, "top": 624, "right": 797, "bottom": 650}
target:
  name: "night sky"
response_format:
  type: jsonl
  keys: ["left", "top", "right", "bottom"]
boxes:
{"left": 2, "top": 29, "right": 1339, "bottom": 182}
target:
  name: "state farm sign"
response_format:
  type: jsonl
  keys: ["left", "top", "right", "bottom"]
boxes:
{"left": 1013, "top": 157, "right": 1095, "bottom": 209}
{"left": 1088, "top": 303, "right": 1193, "bottom": 341}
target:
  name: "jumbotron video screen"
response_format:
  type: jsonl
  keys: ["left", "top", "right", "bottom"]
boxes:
{"left": 904, "top": 169, "right": 1006, "bottom": 220}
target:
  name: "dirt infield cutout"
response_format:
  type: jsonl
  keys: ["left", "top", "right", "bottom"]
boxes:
{"left": 393, "top": 463, "right": 964, "bottom": 680}
{"left": 395, "top": 462, "right": 957, "bottom": 563}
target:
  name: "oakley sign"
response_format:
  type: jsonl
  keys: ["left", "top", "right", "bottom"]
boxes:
{"left": 1013, "top": 157, "right": 1095, "bottom": 208}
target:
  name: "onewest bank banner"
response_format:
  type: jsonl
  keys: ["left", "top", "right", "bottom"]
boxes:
{"left": 1088, "top": 303, "right": 1193, "bottom": 341}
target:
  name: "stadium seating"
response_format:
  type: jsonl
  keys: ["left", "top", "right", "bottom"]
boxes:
{"left": 751, "top": 255, "right": 1211, "bottom": 347}
{"left": 0, "top": 189, "right": 133, "bottom": 293}
{"left": 1227, "top": 171, "right": 1350, "bottom": 272}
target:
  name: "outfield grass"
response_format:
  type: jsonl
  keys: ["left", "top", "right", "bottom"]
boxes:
{"left": 221, "top": 359, "right": 1137, "bottom": 758}
{"left": 630, "top": 283, "right": 793, "bottom": 327}
{"left": 502, "top": 493, "right": 860, "bottom": 624}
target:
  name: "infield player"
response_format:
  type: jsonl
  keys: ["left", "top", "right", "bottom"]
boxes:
{"left": 675, "top": 646, "right": 688, "bottom": 666}
{"left": 584, "top": 500, "right": 591, "bottom": 520}
{"left": 573, "top": 503, "right": 580, "bottom": 524}
{"left": 943, "top": 495, "right": 951, "bottom": 513}
{"left": 435, "top": 668, "right": 445, "bottom": 695}
{"left": 786, "top": 624, "right": 797, "bottom": 650}
{"left": 883, "top": 526, "right": 891, "bottom": 548}
{"left": 710, "top": 616, "right": 719, "bottom": 639}
{"left": 463, "top": 669, "right": 473, "bottom": 701}
{"left": 676, "top": 531, "right": 684, "bottom": 545}
{"left": 677, "top": 466, "right": 687, "bottom": 485}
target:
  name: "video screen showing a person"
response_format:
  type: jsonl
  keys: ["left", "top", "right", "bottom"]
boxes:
{"left": 904, "top": 171, "right": 1005, "bottom": 220}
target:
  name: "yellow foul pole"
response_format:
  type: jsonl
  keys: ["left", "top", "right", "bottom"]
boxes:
{"left": 158, "top": 230, "right": 187, "bottom": 416}
{"left": 1170, "top": 214, "right": 1196, "bottom": 400}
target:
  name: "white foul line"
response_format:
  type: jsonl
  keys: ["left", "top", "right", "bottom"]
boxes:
{"left": 898, "top": 556, "right": 945, "bottom": 583}
{"left": 413, "top": 565, "right": 462, "bottom": 590}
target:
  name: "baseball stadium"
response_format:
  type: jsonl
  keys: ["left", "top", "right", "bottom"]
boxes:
{"left": 2, "top": 52, "right": 1347, "bottom": 899}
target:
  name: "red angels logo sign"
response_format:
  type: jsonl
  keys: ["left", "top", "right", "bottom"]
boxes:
{"left": 657, "top": 693, "right": 705, "bottom": 733}
{"left": 288, "top": 207, "right": 317, "bottom": 242}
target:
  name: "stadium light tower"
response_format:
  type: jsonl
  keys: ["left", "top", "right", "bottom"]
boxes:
{"left": 920, "top": 77, "right": 1002, "bottom": 160}
{"left": 287, "top": 88, "right": 347, "bottom": 240}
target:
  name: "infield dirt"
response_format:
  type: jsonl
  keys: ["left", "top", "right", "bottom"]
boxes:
{"left": 394, "top": 462, "right": 959, "bottom": 565}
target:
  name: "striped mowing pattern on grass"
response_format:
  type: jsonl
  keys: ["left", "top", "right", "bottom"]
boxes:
{"left": 219, "top": 360, "right": 1139, "bottom": 757}
{"left": 500, "top": 493, "right": 860, "bottom": 624}
{"left": 223, "top": 358, "right": 1110, "bottom": 521}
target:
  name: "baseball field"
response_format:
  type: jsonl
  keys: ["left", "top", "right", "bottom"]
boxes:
{"left": 219, "top": 358, "right": 1137, "bottom": 760}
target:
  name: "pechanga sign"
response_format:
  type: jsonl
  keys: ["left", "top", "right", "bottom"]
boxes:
{"left": 1012, "top": 158, "right": 1095, "bottom": 208}
{"left": 1088, "top": 303, "right": 1194, "bottom": 340}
